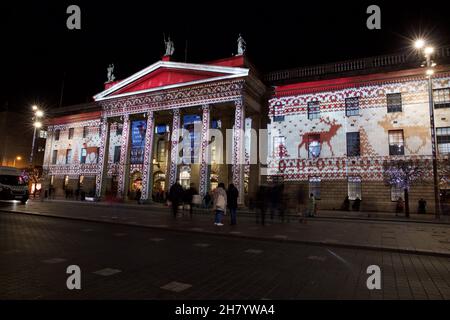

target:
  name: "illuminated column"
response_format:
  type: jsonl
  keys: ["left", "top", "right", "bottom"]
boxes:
{"left": 141, "top": 111, "right": 155, "bottom": 202}
{"left": 168, "top": 108, "right": 180, "bottom": 188}
{"left": 199, "top": 104, "right": 210, "bottom": 196}
{"left": 117, "top": 114, "right": 131, "bottom": 198}
{"left": 232, "top": 98, "right": 245, "bottom": 205}
{"left": 96, "top": 117, "right": 110, "bottom": 198}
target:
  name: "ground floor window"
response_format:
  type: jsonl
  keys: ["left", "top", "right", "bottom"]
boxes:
{"left": 309, "top": 177, "right": 321, "bottom": 198}
{"left": 391, "top": 185, "right": 404, "bottom": 201}
{"left": 348, "top": 176, "right": 362, "bottom": 200}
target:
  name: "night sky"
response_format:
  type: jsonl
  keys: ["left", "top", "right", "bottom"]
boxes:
{"left": 1, "top": 1, "right": 449, "bottom": 112}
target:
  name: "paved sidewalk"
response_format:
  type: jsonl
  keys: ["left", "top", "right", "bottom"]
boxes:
{"left": 1, "top": 200, "right": 450, "bottom": 257}
{"left": 38, "top": 198, "right": 450, "bottom": 225}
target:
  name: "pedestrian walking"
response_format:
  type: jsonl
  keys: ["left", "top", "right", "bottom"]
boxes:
{"left": 341, "top": 196, "right": 350, "bottom": 211}
{"left": 185, "top": 183, "right": 198, "bottom": 219}
{"left": 227, "top": 183, "right": 239, "bottom": 225}
{"left": 135, "top": 188, "right": 142, "bottom": 204}
{"left": 308, "top": 193, "right": 317, "bottom": 217}
{"left": 169, "top": 182, "right": 184, "bottom": 218}
{"left": 212, "top": 183, "right": 227, "bottom": 226}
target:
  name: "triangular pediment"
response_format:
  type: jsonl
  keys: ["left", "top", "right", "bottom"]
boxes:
{"left": 94, "top": 61, "right": 249, "bottom": 101}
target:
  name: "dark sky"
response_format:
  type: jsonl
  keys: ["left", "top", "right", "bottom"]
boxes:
{"left": 1, "top": 0, "right": 449, "bottom": 112}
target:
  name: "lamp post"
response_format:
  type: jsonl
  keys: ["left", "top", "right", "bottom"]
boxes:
{"left": 414, "top": 40, "right": 441, "bottom": 219}
{"left": 29, "top": 105, "right": 44, "bottom": 167}
{"left": 13, "top": 156, "right": 22, "bottom": 167}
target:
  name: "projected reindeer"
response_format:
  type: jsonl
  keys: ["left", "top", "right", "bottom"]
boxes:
{"left": 298, "top": 117, "right": 342, "bottom": 157}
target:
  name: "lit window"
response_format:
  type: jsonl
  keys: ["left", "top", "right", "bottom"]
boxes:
{"left": 39, "top": 130, "right": 48, "bottom": 139}
{"left": 273, "top": 115, "right": 285, "bottom": 122}
{"left": 307, "top": 101, "right": 320, "bottom": 120}
{"left": 388, "top": 130, "right": 404, "bottom": 156}
{"left": 387, "top": 93, "right": 402, "bottom": 113}
{"left": 437, "top": 127, "right": 450, "bottom": 155}
{"left": 348, "top": 177, "right": 362, "bottom": 200}
{"left": 433, "top": 88, "right": 450, "bottom": 109}
{"left": 80, "top": 148, "right": 87, "bottom": 164}
{"left": 66, "top": 149, "right": 72, "bottom": 164}
{"left": 52, "top": 150, "right": 57, "bottom": 164}
{"left": 307, "top": 134, "right": 321, "bottom": 158}
{"left": 345, "top": 97, "right": 359, "bottom": 116}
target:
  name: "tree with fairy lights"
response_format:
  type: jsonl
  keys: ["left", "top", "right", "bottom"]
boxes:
{"left": 383, "top": 159, "right": 431, "bottom": 217}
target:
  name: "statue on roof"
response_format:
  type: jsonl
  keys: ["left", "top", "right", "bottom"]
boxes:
{"left": 164, "top": 35, "right": 175, "bottom": 56}
{"left": 237, "top": 33, "right": 246, "bottom": 55}
{"left": 106, "top": 64, "right": 115, "bottom": 82}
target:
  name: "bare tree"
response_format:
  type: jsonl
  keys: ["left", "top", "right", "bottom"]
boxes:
{"left": 383, "top": 159, "right": 431, "bottom": 217}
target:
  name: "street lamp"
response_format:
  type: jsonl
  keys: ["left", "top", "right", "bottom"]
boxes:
{"left": 13, "top": 156, "right": 22, "bottom": 167}
{"left": 29, "top": 106, "right": 44, "bottom": 167}
{"left": 414, "top": 39, "right": 441, "bottom": 219}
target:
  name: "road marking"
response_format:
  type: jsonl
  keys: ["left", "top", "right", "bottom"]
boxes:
{"left": 245, "top": 249, "right": 263, "bottom": 254}
{"left": 274, "top": 235, "right": 288, "bottom": 240}
{"left": 42, "top": 258, "right": 67, "bottom": 264}
{"left": 194, "top": 243, "right": 211, "bottom": 248}
{"left": 81, "top": 228, "right": 93, "bottom": 232}
{"left": 113, "top": 233, "right": 127, "bottom": 237}
{"left": 229, "top": 231, "right": 242, "bottom": 235}
{"left": 149, "top": 238, "right": 165, "bottom": 242}
{"left": 326, "top": 249, "right": 352, "bottom": 269}
{"left": 160, "top": 281, "right": 192, "bottom": 293}
{"left": 93, "top": 268, "right": 122, "bottom": 276}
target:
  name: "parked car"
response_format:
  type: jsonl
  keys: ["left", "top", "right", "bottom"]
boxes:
{"left": 0, "top": 167, "right": 29, "bottom": 204}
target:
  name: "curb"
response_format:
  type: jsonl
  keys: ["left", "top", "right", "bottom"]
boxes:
{"left": 2, "top": 208, "right": 450, "bottom": 258}
{"left": 37, "top": 200, "right": 450, "bottom": 226}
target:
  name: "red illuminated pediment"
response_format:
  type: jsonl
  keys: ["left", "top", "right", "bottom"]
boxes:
{"left": 94, "top": 60, "right": 249, "bottom": 101}
{"left": 114, "top": 68, "right": 227, "bottom": 95}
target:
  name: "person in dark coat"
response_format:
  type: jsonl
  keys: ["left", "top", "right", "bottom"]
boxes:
{"left": 256, "top": 186, "right": 269, "bottom": 225}
{"left": 342, "top": 196, "right": 350, "bottom": 211}
{"left": 227, "top": 183, "right": 239, "bottom": 225}
{"left": 135, "top": 189, "right": 142, "bottom": 204}
{"left": 169, "top": 182, "right": 184, "bottom": 218}
{"left": 418, "top": 198, "right": 427, "bottom": 214}
{"left": 185, "top": 183, "right": 198, "bottom": 219}
{"left": 352, "top": 197, "right": 361, "bottom": 211}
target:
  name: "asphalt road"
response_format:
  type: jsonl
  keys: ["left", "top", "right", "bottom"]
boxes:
{"left": 1, "top": 212, "right": 449, "bottom": 300}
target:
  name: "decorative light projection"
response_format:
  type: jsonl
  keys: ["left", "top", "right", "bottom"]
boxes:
{"left": 130, "top": 120, "right": 147, "bottom": 164}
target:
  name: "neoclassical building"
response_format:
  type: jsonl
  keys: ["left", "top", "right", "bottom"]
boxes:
{"left": 43, "top": 43, "right": 450, "bottom": 213}
{"left": 44, "top": 53, "right": 266, "bottom": 205}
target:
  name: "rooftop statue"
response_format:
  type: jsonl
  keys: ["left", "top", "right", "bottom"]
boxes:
{"left": 237, "top": 34, "right": 246, "bottom": 55}
{"left": 106, "top": 64, "right": 115, "bottom": 82}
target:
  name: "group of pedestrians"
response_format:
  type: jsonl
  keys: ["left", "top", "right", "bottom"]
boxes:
{"left": 168, "top": 181, "right": 239, "bottom": 226}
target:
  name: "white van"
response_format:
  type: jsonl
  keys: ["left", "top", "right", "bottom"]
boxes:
{"left": 0, "top": 167, "right": 29, "bottom": 204}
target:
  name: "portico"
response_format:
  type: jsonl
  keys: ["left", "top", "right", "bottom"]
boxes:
{"left": 93, "top": 56, "right": 266, "bottom": 205}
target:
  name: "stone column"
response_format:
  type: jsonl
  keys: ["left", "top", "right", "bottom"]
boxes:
{"left": 232, "top": 98, "right": 245, "bottom": 205}
{"left": 141, "top": 111, "right": 155, "bottom": 202}
{"left": 199, "top": 104, "right": 210, "bottom": 196}
{"left": 117, "top": 114, "right": 131, "bottom": 198}
{"left": 168, "top": 108, "right": 180, "bottom": 188}
{"left": 96, "top": 117, "right": 110, "bottom": 198}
